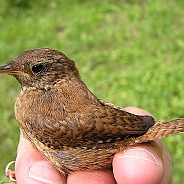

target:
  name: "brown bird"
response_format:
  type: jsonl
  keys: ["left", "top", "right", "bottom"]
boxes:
{"left": 0, "top": 48, "right": 184, "bottom": 176}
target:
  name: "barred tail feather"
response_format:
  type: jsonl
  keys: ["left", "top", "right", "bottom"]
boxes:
{"left": 135, "top": 118, "right": 184, "bottom": 143}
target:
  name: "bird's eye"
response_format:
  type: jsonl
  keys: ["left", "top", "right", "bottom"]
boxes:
{"left": 32, "top": 64, "right": 44, "bottom": 74}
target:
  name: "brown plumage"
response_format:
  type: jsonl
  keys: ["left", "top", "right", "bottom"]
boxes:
{"left": 0, "top": 48, "right": 183, "bottom": 176}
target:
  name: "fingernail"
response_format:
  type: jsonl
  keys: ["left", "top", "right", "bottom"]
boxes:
{"left": 120, "top": 148, "right": 161, "bottom": 166}
{"left": 29, "top": 161, "right": 64, "bottom": 184}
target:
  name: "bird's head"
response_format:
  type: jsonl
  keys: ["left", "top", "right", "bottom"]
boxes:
{"left": 0, "top": 48, "right": 80, "bottom": 90}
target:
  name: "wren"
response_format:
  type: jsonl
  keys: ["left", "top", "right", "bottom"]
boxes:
{"left": 0, "top": 48, "right": 184, "bottom": 176}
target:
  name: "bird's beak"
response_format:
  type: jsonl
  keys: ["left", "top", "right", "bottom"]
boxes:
{"left": 0, "top": 64, "right": 15, "bottom": 74}
{"left": 0, "top": 64, "right": 28, "bottom": 76}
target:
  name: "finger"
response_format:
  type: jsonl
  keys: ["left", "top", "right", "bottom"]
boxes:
{"left": 155, "top": 139, "right": 172, "bottom": 184}
{"left": 15, "top": 133, "right": 66, "bottom": 184}
{"left": 112, "top": 107, "right": 164, "bottom": 184}
{"left": 124, "top": 106, "right": 153, "bottom": 116}
{"left": 67, "top": 170, "right": 116, "bottom": 184}
{"left": 113, "top": 141, "right": 164, "bottom": 184}
{"left": 124, "top": 107, "right": 173, "bottom": 183}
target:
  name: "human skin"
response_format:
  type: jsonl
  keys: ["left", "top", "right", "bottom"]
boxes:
{"left": 15, "top": 107, "right": 172, "bottom": 184}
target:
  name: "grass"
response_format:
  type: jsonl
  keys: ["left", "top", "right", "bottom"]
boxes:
{"left": 0, "top": 0, "right": 184, "bottom": 183}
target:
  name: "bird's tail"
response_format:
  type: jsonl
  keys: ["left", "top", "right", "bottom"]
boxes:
{"left": 135, "top": 118, "right": 184, "bottom": 143}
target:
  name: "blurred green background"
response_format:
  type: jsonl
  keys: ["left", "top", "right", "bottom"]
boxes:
{"left": 0, "top": 0, "right": 184, "bottom": 183}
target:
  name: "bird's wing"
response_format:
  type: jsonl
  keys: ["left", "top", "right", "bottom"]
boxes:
{"left": 22, "top": 99, "right": 155, "bottom": 148}
{"left": 78, "top": 99, "right": 156, "bottom": 144}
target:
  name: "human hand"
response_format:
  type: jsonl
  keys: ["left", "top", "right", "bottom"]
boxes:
{"left": 15, "top": 107, "right": 172, "bottom": 184}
